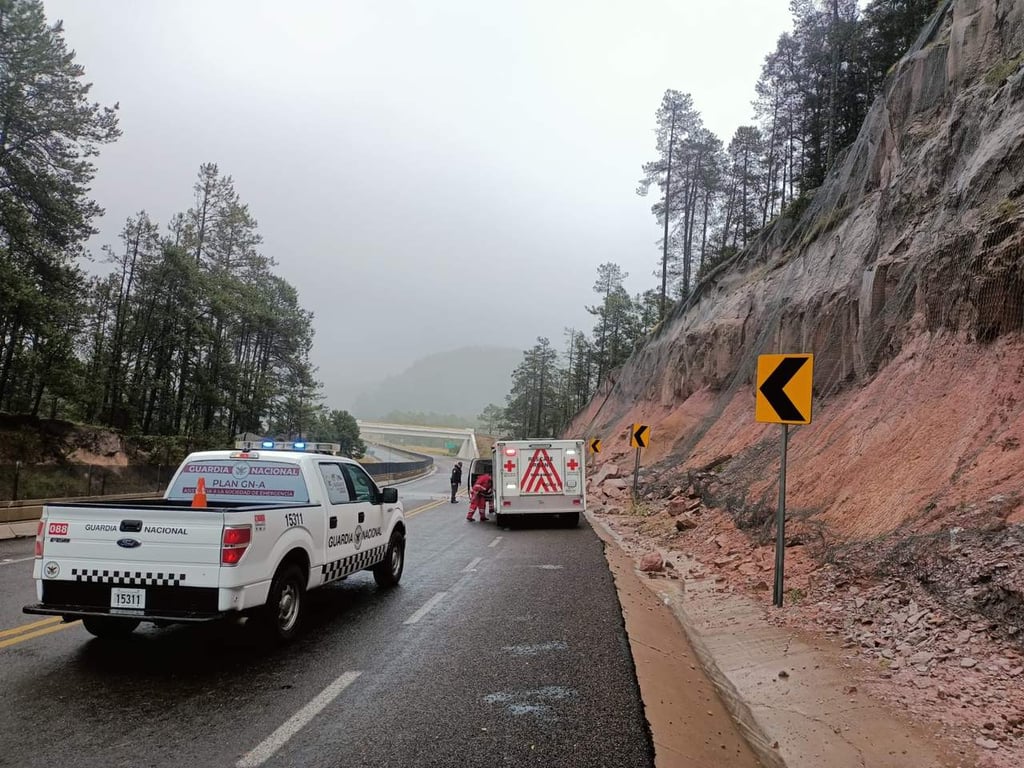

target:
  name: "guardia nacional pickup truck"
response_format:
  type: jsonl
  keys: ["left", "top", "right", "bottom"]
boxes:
{"left": 23, "top": 448, "right": 406, "bottom": 642}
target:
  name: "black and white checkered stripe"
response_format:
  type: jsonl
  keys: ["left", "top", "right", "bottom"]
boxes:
{"left": 70, "top": 568, "right": 186, "bottom": 587}
{"left": 322, "top": 545, "right": 387, "bottom": 584}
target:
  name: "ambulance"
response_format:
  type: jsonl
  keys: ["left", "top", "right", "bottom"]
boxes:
{"left": 487, "top": 439, "right": 586, "bottom": 527}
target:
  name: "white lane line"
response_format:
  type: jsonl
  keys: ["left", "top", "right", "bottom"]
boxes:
{"left": 0, "top": 556, "right": 34, "bottom": 566}
{"left": 236, "top": 671, "right": 362, "bottom": 768}
{"left": 403, "top": 592, "right": 447, "bottom": 625}
{"left": 462, "top": 557, "right": 482, "bottom": 573}
{"left": 488, "top": 536, "right": 503, "bottom": 548}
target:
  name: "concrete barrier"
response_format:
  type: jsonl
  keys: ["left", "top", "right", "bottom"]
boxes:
{"left": 1, "top": 492, "right": 163, "bottom": 525}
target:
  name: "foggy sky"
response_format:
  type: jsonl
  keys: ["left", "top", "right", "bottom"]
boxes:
{"left": 44, "top": 0, "right": 793, "bottom": 408}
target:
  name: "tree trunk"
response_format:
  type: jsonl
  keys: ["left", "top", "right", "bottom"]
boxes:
{"left": 661, "top": 108, "right": 678, "bottom": 320}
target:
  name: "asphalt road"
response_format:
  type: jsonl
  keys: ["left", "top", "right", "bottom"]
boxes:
{"left": 0, "top": 458, "right": 653, "bottom": 768}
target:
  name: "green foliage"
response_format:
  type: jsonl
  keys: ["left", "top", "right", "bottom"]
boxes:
{"left": 504, "top": 337, "right": 561, "bottom": 438}
{"left": 786, "top": 587, "right": 807, "bottom": 604}
{"left": 493, "top": 1, "right": 946, "bottom": 440}
{"left": 0, "top": 7, "right": 319, "bottom": 445}
{"left": 128, "top": 434, "right": 202, "bottom": 466}
{"left": 994, "top": 197, "right": 1020, "bottom": 220}
{"left": 627, "top": 498, "right": 655, "bottom": 516}
{"left": 801, "top": 205, "right": 851, "bottom": 246}
{"left": 781, "top": 192, "right": 813, "bottom": 222}
{"left": 305, "top": 408, "right": 365, "bottom": 458}
{"left": 697, "top": 245, "right": 738, "bottom": 282}
{"left": 476, "top": 404, "right": 505, "bottom": 434}
{"left": 0, "top": 0, "right": 120, "bottom": 418}
{"left": 985, "top": 52, "right": 1024, "bottom": 87}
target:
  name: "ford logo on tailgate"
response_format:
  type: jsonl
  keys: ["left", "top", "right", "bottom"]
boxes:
{"left": 117, "top": 538, "right": 141, "bottom": 549}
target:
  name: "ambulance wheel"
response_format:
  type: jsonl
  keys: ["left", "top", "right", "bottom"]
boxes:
{"left": 82, "top": 616, "right": 140, "bottom": 639}
{"left": 495, "top": 513, "right": 507, "bottom": 528}
{"left": 563, "top": 512, "right": 580, "bottom": 528}
{"left": 373, "top": 531, "right": 405, "bottom": 587}
{"left": 261, "top": 563, "right": 305, "bottom": 642}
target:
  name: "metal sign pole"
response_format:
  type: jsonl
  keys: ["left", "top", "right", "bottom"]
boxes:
{"left": 632, "top": 447, "right": 641, "bottom": 499}
{"left": 773, "top": 424, "right": 789, "bottom": 607}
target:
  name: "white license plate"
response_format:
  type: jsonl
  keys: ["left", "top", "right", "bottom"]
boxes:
{"left": 110, "top": 588, "right": 146, "bottom": 610}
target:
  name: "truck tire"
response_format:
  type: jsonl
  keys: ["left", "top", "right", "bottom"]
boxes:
{"left": 373, "top": 531, "right": 405, "bottom": 587}
{"left": 261, "top": 563, "right": 306, "bottom": 642}
{"left": 81, "top": 616, "right": 140, "bottom": 639}
{"left": 495, "top": 513, "right": 507, "bottom": 528}
{"left": 563, "top": 512, "right": 580, "bottom": 528}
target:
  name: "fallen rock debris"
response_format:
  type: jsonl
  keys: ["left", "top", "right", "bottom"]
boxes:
{"left": 587, "top": 460, "right": 1024, "bottom": 768}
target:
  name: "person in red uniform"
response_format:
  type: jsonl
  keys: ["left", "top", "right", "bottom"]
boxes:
{"left": 467, "top": 473, "right": 494, "bottom": 522}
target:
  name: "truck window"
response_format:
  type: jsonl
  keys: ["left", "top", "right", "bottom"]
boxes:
{"left": 340, "top": 463, "right": 377, "bottom": 503}
{"left": 319, "top": 463, "right": 353, "bottom": 504}
{"left": 167, "top": 459, "right": 310, "bottom": 503}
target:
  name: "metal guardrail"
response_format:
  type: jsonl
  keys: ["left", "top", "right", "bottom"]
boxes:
{"left": 362, "top": 447, "right": 434, "bottom": 483}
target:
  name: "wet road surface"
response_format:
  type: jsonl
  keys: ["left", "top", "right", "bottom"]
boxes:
{"left": 0, "top": 458, "right": 653, "bottom": 768}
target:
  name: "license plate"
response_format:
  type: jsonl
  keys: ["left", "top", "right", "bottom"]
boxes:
{"left": 110, "top": 588, "right": 145, "bottom": 610}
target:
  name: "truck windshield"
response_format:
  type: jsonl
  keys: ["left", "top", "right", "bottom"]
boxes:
{"left": 166, "top": 459, "right": 310, "bottom": 503}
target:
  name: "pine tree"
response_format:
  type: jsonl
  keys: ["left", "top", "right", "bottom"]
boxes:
{"left": 0, "top": 0, "right": 119, "bottom": 410}
{"left": 638, "top": 90, "right": 702, "bottom": 318}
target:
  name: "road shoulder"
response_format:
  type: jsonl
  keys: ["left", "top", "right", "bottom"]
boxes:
{"left": 590, "top": 510, "right": 965, "bottom": 768}
{"left": 593, "top": 513, "right": 762, "bottom": 768}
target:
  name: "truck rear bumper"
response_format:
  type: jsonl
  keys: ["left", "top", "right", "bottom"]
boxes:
{"left": 23, "top": 603, "right": 228, "bottom": 623}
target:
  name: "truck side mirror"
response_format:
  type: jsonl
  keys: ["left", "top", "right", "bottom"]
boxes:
{"left": 380, "top": 487, "right": 398, "bottom": 504}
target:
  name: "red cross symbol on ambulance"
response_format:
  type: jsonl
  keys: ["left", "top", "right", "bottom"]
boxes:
{"left": 566, "top": 458, "right": 579, "bottom": 471}
{"left": 503, "top": 460, "right": 515, "bottom": 473}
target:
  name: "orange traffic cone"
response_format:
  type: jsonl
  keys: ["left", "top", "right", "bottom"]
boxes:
{"left": 191, "top": 477, "right": 208, "bottom": 508}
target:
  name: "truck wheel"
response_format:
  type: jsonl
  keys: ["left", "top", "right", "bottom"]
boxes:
{"left": 81, "top": 616, "right": 140, "bottom": 639}
{"left": 563, "top": 512, "right": 580, "bottom": 528}
{"left": 373, "top": 531, "right": 405, "bottom": 587}
{"left": 262, "top": 564, "right": 306, "bottom": 642}
{"left": 495, "top": 513, "right": 507, "bottom": 528}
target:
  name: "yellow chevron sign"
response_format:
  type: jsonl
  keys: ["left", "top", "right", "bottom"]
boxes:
{"left": 629, "top": 424, "right": 650, "bottom": 449}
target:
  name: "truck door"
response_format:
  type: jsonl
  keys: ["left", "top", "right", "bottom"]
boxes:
{"left": 339, "top": 463, "right": 389, "bottom": 568}
{"left": 317, "top": 462, "right": 361, "bottom": 584}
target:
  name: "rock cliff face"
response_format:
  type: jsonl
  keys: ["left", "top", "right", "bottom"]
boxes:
{"left": 572, "top": 0, "right": 1024, "bottom": 542}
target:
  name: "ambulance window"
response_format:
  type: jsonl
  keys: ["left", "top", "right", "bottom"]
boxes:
{"left": 341, "top": 464, "right": 376, "bottom": 503}
{"left": 319, "top": 463, "right": 352, "bottom": 504}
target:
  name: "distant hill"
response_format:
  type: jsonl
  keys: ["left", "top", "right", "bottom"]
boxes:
{"left": 352, "top": 346, "right": 522, "bottom": 421}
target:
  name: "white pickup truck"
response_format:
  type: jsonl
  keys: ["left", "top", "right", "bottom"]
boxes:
{"left": 23, "top": 448, "right": 406, "bottom": 642}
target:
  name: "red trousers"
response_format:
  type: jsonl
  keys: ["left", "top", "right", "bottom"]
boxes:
{"left": 468, "top": 494, "right": 493, "bottom": 519}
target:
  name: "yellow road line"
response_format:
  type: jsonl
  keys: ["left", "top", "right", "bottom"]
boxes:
{"left": 0, "top": 619, "right": 79, "bottom": 649}
{"left": 407, "top": 497, "right": 460, "bottom": 519}
{"left": 0, "top": 616, "right": 62, "bottom": 639}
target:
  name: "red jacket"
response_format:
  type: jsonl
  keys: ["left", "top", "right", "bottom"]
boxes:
{"left": 472, "top": 474, "right": 493, "bottom": 499}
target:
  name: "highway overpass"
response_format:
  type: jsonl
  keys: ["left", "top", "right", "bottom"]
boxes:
{"left": 356, "top": 421, "right": 478, "bottom": 459}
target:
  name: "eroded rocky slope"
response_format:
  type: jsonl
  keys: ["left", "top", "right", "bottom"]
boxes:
{"left": 575, "top": 0, "right": 1024, "bottom": 557}
{"left": 574, "top": 2, "right": 1024, "bottom": 763}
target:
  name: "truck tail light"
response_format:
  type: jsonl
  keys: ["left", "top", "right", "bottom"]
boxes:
{"left": 34, "top": 521, "right": 44, "bottom": 557}
{"left": 222, "top": 525, "right": 252, "bottom": 565}
{"left": 572, "top": 498, "right": 582, "bottom": 505}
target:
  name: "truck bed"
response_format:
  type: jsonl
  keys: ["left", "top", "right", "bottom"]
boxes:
{"left": 44, "top": 499, "right": 318, "bottom": 513}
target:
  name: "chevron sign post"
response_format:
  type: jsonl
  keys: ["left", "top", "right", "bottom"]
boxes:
{"left": 756, "top": 354, "right": 814, "bottom": 609}
{"left": 629, "top": 424, "right": 650, "bottom": 499}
